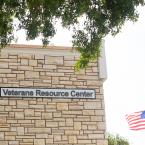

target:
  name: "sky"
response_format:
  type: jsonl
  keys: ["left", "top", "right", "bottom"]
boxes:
{"left": 14, "top": 6, "right": 145, "bottom": 145}
{"left": 104, "top": 7, "right": 145, "bottom": 145}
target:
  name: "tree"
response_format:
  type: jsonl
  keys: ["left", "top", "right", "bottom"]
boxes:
{"left": 0, "top": 0, "right": 144, "bottom": 69}
{"left": 108, "top": 133, "right": 130, "bottom": 145}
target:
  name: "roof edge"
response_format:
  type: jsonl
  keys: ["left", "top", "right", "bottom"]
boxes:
{"left": 5, "top": 44, "right": 73, "bottom": 51}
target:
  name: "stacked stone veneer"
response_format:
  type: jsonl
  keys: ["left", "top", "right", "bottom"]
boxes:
{"left": 0, "top": 45, "right": 107, "bottom": 145}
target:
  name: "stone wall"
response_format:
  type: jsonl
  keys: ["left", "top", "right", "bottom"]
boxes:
{"left": 0, "top": 45, "right": 107, "bottom": 145}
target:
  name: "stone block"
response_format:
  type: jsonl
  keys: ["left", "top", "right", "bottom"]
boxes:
{"left": 53, "top": 112, "right": 61, "bottom": 118}
{"left": 21, "top": 59, "right": 28, "bottom": 65}
{"left": 52, "top": 77, "right": 59, "bottom": 84}
{"left": 0, "top": 74, "right": 6, "bottom": 77}
{"left": 25, "top": 71, "right": 39, "bottom": 79}
{"left": 17, "top": 127, "right": 24, "bottom": 135}
{"left": 78, "top": 140, "right": 91, "bottom": 143}
{"left": 97, "top": 122, "right": 106, "bottom": 130}
{"left": 0, "top": 100, "right": 8, "bottom": 105}
{"left": 91, "top": 116, "right": 102, "bottom": 121}
{"left": 46, "top": 122, "right": 58, "bottom": 127}
{"left": 17, "top": 74, "right": 25, "bottom": 80}
{"left": 0, "top": 141, "right": 8, "bottom": 145}
{"left": 64, "top": 56, "right": 75, "bottom": 60}
{"left": 63, "top": 111, "right": 82, "bottom": 115}
{"left": 74, "top": 122, "right": 81, "bottom": 130}
{"left": 0, "top": 128, "right": 9, "bottom": 131}
{"left": 46, "top": 139, "right": 53, "bottom": 144}
{"left": 9, "top": 62, "right": 19, "bottom": 66}
{"left": 46, "top": 72, "right": 64, "bottom": 76}
{"left": 57, "top": 103, "right": 68, "bottom": 110}
{"left": 15, "top": 112, "right": 24, "bottom": 119}
{"left": 88, "top": 125, "right": 97, "bottom": 130}
{"left": 0, "top": 62, "right": 8, "bottom": 68}
{"left": 97, "top": 140, "right": 108, "bottom": 145}
{"left": 74, "top": 117, "right": 90, "bottom": 122}
{"left": 9, "top": 141, "right": 19, "bottom": 145}
{"left": 25, "top": 109, "right": 34, "bottom": 117}
{"left": 95, "top": 110, "right": 105, "bottom": 115}
{"left": 83, "top": 110, "right": 94, "bottom": 115}
{"left": 17, "top": 100, "right": 28, "bottom": 108}
{"left": 35, "top": 120, "right": 45, "bottom": 127}
{"left": 43, "top": 64, "right": 57, "bottom": 69}
{"left": 5, "top": 106, "right": 12, "bottom": 111}
{"left": 64, "top": 61, "right": 75, "bottom": 66}
{"left": 59, "top": 81, "right": 72, "bottom": 85}
{"left": 42, "top": 113, "right": 52, "bottom": 119}
{"left": 87, "top": 80, "right": 101, "bottom": 86}
{"left": 69, "top": 105, "right": 83, "bottom": 110}
{"left": 73, "top": 81, "right": 84, "bottom": 86}
{"left": 84, "top": 102, "right": 102, "bottom": 109}
{"left": 59, "top": 122, "right": 66, "bottom": 127}
{"left": 29, "top": 60, "right": 37, "bottom": 66}
{"left": 88, "top": 134, "right": 104, "bottom": 139}
{"left": 5, "top": 132, "right": 16, "bottom": 136}
{"left": 0, "top": 69, "right": 11, "bottom": 73}
{"left": 54, "top": 135, "right": 61, "bottom": 141}
{"left": 69, "top": 136, "right": 77, "bottom": 144}
{"left": 0, "top": 52, "right": 8, "bottom": 58}
{"left": 66, "top": 118, "right": 73, "bottom": 126}
{"left": 5, "top": 136, "right": 15, "bottom": 140}
{"left": 92, "top": 67, "right": 99, "bottom": 72}
{"left": 7, "top": 74, "right": 16, "bottom": 78}
{"left": 65, "top": 130, "right": 79, "bottom": 135}
{"left": 0, "top": 132, "right": 4, "bottom": 140}
{"left": 29, "top": 104, "right": 44, "bottom": 109}
{"left": 34, "top": 139, "right": 45, "bottom": 145}
{"left": 77, "top": 75, "right": 97, "bottom": 80}
{"left": 0, "top": 106, "right": 4, "bottom": 111}
{"left": 46, "top": 104, "right": 56, "bottom": 109}
{"left": 59, "top": 77, "right": 69, "bottom": 81}
{"left": 20, "top": 81, "right": 33, "bottom": 86}
{"left": 22, "top": 139, "right": 33, "bottom": 143}
{"left": 28, "top": 128, "right": 51, "bottom": 134}
{"left": 18, "top": 120, "right": 31, "bottom": 124}
{"left": 36, "top": 134, "right": 48, "bottom": 138}
{"left": 18, "top": 66, "right": 33, "bottom": 71}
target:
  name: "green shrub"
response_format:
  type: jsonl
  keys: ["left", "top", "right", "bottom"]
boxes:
{"left": 108, "top": 133, "right": 129, "bottom": 145}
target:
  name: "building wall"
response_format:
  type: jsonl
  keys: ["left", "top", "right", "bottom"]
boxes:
{"left": 0, "top": 45, "right": 108, "bottom": 145}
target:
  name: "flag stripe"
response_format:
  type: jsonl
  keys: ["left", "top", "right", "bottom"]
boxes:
{"left": 126, "top": 114, "right": 141, "bottom": 121}
{"left": 127, "top": 116, "right": 140, "bottom": 123}
{"left": 126, "top": 113, "right": 141, "bottom": 119}
{"left": 128, "top": 117, "right": 141, "bottom": 124}
{"left": 129, "top": 119, "right": 145, "bottom": 126}
{"left": 130, "top": 127, "right": 145, "bottom": 131}
{"left": 126, "top": 110, "right": 145, "bottom": 131}
{"left": 129, "top": 123, "right": 145, "bottom": 128}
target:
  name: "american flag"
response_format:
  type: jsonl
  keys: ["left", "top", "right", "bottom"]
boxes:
{"left": 126, "top": 110, "right": 145, "bottom": 131}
